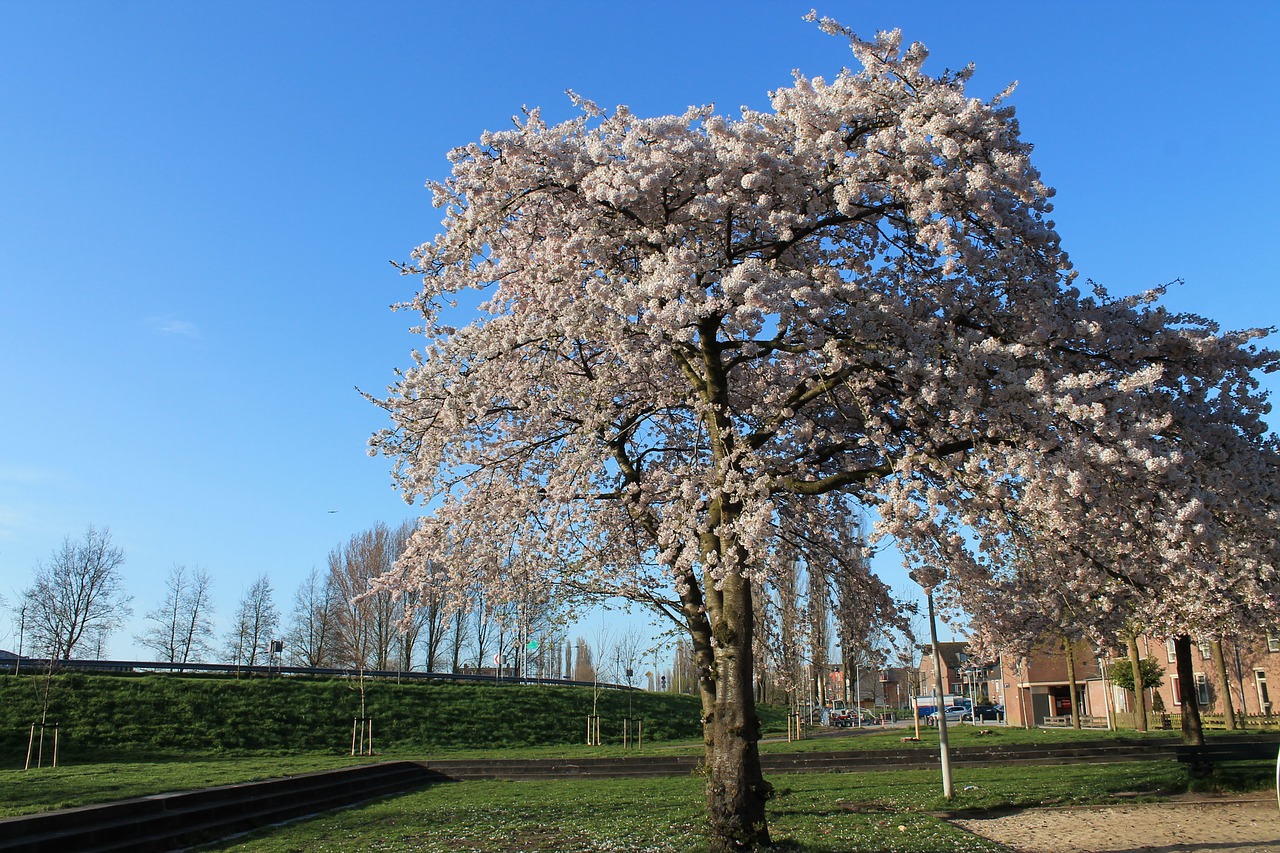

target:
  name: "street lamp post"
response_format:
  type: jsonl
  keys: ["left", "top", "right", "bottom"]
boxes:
{"left": 854, "top": 662, "right": 861, "bottom": 727}
{"left": 916, "top": 580, "right": 955, "bottom": 800}
{"left": 15, "top": 604, "right": 26, "bottom": 676}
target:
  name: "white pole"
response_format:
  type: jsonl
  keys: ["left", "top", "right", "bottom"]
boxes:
{"left": 14, "top": 605, "right": 25, "bottom": 676}
{"left": 927, "top": 588, "right": 955, "bottom": 799}
{"left": 855, "top": 663, "right": 862, "bottom": 727}
{"left": 1097, "top": 649, "right": 1114, "bottom": 731}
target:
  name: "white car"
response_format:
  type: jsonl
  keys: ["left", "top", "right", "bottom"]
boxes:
{"left": 926, "top": 706, "right": 970, "bottom": 725}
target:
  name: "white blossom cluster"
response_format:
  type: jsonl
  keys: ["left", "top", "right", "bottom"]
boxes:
{"left": 370, "top": 23, "right": 1279, "bottom": 676}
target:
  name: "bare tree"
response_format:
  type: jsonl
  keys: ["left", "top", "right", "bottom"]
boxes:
{"left": 388, "top": 521, "right": 434, "bottom": 672}
{"left": 394, "top": 590, "right": 427, "bottom": 671}
{"left": 284, "top": 566, "right": 337, "bottom": 667}
{"left": 225, "top": 574, "right": 278, "bottom": 667}
{"left": 388, "top": 535, "right": 462, "bottom": 672}
{"left": 329, "top": 523, "right": 400, "bottom": 672}
{"left": 22, "top": 526, "right": 131, "bottom": 661}
{"left": 415, "top": 581, "right": 450, "bottom": 672}
{"left": 136, "top": 564, "right": 214, "bottom": 665}
{"left": 471, "top": 591, "right": 494, "bottom": 670}
{"left": 448, "top": 607, "right": 466, "bottom": 673}
{"left": 610, "top": 627, "right": 645, "bottom": 689}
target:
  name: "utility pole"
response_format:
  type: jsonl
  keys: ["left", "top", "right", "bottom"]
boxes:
{"left": 926, "top": 585, "right": 954, "bottom": 799}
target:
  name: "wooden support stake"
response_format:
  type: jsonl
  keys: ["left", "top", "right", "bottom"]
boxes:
{"left": 351, "top": 718, "right": 374, "bottom": 756}
{"left": 24, "top": 722, "right": 58, "bottom": 770}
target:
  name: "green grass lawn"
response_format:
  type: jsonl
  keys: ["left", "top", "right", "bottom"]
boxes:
{"left": 4, "top": 723, "right": 1267, "bottom": 819}
{"left": 0, "top": 755, "right": 367, "bottom": 818}
{"left": 5, "top": 739, "right": 1272, "bottom": 852}
{"left": 203, "top": 761, "right": 1259, "bottom": 853}
{"left": 756, "top": 721, "right": 1181, "bottom": 753}
{"left": 4, "top": 671, "right": 1273, "bottom": 850}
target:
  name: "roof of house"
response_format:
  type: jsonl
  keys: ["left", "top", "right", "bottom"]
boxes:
{"left": 923, "top": 641, "right": 973, "bottom": 671}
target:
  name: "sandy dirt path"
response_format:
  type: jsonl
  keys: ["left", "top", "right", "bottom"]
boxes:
{"left": 951, "top": 795, "right": 1280, "bottom": 852}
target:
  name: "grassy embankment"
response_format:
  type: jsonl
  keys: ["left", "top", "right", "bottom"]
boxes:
{"left": 0, "top": 671, "right": 726, "bottom": 764}
{"left": 0, "top": 669, "right": 715, "bottom": 817}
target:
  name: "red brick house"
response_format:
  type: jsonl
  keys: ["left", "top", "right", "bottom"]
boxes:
{"left": 920, "top": 632, "right": 1280, "bottom": 727}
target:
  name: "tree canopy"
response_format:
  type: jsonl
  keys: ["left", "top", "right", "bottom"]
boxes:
{"left": 371, "top": 19, "right": 1279, "bottom": 850}
{"left": 1106, "top": 656, "right": 1165, "bottom": 693}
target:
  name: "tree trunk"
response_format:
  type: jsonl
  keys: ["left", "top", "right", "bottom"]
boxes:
{"left": 697, "top": 568, "right": 771, "bottom": 852}
{"left": 1064, "top": 637, "right": 1081, "bottom": 729}
{"left": 1126, "top": 634, "right": 1147, "bottom": 732}
{"left": 1210, "top": 639, "right": 1237, "bottom": 730}
{"left": 1174, "top": 634, "right": 1205, "bottom": 746}
{"left": 687, "top": 333, "right": 773, "bottom": 852}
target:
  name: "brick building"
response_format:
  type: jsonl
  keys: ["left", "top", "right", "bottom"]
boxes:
{"left": 918, "top": 641, "right": 1000, "bottom": 707}
{"left": 920, "top": 632, "right": 1280, "bottom": 727}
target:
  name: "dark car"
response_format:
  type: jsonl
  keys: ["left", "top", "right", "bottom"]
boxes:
{"left": 971, "top": 703, "right": 1005, "bottom": 721}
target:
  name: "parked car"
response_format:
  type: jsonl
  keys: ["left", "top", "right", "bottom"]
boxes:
{"left": 971, "top": 703, "right": 1005, "bottom": 722}
{"left": 925, "top": 705, "right": 970, "bottom": 725}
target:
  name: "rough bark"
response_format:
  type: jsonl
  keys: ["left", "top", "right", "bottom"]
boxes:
{"left": 701, "top": 569, "right": 771, "bottom": 851}
{"left": 1210, "top": 639, "right": 1237, "bottom": 730}
{"left": 1126, "top": 634, "right": 1148, "bottom": 732}
{"left": 678, "top": 324, "right": 772, "bottom": 851}
{"left": 1174, "top": 634, "right": 1205, "bottom": 746}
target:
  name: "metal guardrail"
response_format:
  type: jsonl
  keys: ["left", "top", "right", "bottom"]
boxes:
{"left": 0, "top": 657, "right": 635, "bottom": 690}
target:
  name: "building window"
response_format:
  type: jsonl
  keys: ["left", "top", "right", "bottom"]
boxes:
{"left": 1166, "top": 639, "right": 1177, "bottom": 663}
{"left": 1171, "top": 674, "right": 1181, "bottom": 706}
{"left": 1198, "top": 642, "right": 1212, "bottom": 660}
{"left": 1195, "top": 673, "right": 1210, "bottom": 705}
{"left": 1267, "top": 632, "right": 1280, "bottom": 653}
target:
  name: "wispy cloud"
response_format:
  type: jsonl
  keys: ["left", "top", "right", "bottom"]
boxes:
{"left": 147, "top": 316, "right": 200, "bottom": 338}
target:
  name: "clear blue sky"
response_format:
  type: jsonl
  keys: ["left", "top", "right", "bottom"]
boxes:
{"left": 2, "top": 1, "right": 1276, "bottom": 659}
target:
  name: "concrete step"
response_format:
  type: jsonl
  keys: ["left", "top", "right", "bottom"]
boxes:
{"left": 0, "top": 762, "right": 443, "bottom": 853}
